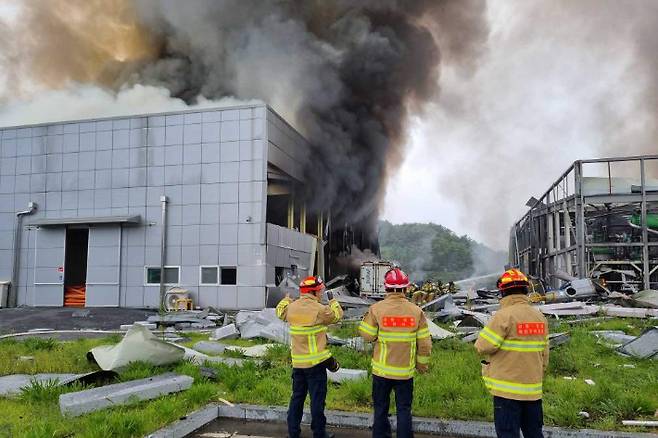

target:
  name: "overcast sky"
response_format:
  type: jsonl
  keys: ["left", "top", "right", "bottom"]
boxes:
{"left": 1, "top": 1, "right": 656, "bottom": 250}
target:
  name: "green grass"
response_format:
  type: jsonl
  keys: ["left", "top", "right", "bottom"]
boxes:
{"left": 0, "top": 318, "right": 656, "bottom": 437}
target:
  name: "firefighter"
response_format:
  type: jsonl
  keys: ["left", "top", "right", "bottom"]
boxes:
{"left": 276, "top": 276, "right": 344, "bottom": 438}
{"left": 358, "top": 268, "right": 432, "bottom": 438}
{"left": 474, "top": 269, "right": 549, "bottom": 438}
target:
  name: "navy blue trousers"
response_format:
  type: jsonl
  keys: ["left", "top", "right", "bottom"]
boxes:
{"left": 372, "top": 375, "right": 414, "bottom": 438}
{"left": 287, "top": 363, "right": 328, "bottom": 438}
{"left": 493, "top": 396, "right": 544, "bottom": 438}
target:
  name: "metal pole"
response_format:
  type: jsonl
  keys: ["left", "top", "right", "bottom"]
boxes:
{"left": 159, "top": 195, "right": 168, "bottom": 312}
{"left": 9, "top": 202, "right": 36, "bottom": 308}
{"left": 640, "top": 160, "right": 650, "bottom": 291}
{"left": 574, "top": 161, "right": 586, "bottom": 278}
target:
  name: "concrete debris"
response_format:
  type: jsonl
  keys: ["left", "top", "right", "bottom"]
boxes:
{"left": 591, "top": 330, "right": 636, "bottom": 346}
{"left": 538, "top": 302, "right": 598, "bottom": 317}
{"left": 0, "top": 374, "right": 77, "bottom": 396}
{"left": 426, "top": 319, "right": 456, "bottom": 340}
{"left": 0, "top": 372, "right": 117, "bottom": 397}
{"left": 71, "top": 310, "right": 91, "bottom": 318}
{"left": 193, "top": 341, "right": 227, "bottom": 355}
{"left": 199, "top": 366, "right": 219, "bottom": 381}
{"left": 225, "top": 344, "right": 277, "bottom": 358}
{"left": 18, "top": 356, "right": 34, "bottom": 362}
{"left": 421, "top": 294, "right": 455, "bottom": 312}
{"left": 210, "top": 324, "right": 240, "bottom": 341}
{"left": 120, "top": 322, "right": 156, "bottom": 331}
{"left": 601, "top": 305, "right": 658, "bottom": 318}
{"left": 146, "top": 309, "right": 220, "bottom": 328}
{"left": 59, "top": 373, "right": 193, "bottom": 417}
{"left": 548, "top": 332, "right": 570, "bottom": 348}
{"left": 585, "top": 379, "right": 595, "bottom": 386}
{"left": 457, "top": 311, "right": 490, "bottom": 328}
{"left": 632, "top": 290, "right": 658, "bottom": 309}
{"left": 88, "top": 325, "right": 185, "bottom": 371}
{"left": 327, "top": 368, "right": 368, "bottom": 383}
{"left": 618, "top": 327, "right": 658, "bottom": 359}
{"left": 578, "top": 411, "right": 590, "bottom": 419}
{"left": 234, "top": 309, "right": 290, "bottom": 344}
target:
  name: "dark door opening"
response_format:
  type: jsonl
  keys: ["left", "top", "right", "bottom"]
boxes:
{"left": 64, "top": 227, "right": 89, "bottom": 307}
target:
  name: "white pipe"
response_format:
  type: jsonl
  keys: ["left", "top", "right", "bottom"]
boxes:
{"left": 9, "top": 202, "right": 37, "bottom": 307}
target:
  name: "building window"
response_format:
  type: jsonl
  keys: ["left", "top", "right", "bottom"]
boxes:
{"left": 220, "top": 267, "right": 237, "bottom": 285}
{"left": 200, "top": 266, "right": 219, "bottom": 285}
{"left": 145, "top": 266, "right": 180, "bottom": 285}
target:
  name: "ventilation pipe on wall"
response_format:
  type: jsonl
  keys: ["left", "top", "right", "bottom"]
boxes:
{"left": 9, "top": 202, "right": 37, "bottom": 307}
{"left": 159, "top": 196, "right": 168, "bottom": 312}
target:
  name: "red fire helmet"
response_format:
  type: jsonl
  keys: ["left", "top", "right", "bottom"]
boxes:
{"left": 384, "top": 268, "right": 410, "bottom": 290}
{"left": 497, "top": 269, "right": 529, "bottom": 291}
{"left": 299, "top": 276, "right": 325, "bottom": 293}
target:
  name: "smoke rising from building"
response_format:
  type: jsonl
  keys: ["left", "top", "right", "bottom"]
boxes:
{"left": 398, "top": 0, "right": 658, "bottom": 249}
{"left": 0, "top": 0, "right": 489, "bottom": 241}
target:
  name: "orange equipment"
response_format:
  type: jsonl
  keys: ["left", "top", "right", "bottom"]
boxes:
{"left": 64, "top": 285, "right": 86, "bottom": 307}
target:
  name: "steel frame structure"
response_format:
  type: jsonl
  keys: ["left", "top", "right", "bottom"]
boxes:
{"left": 510, "top": 155, "right": 658, "bottom": 291}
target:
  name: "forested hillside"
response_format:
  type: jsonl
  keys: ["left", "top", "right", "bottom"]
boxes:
{"left": 378, "top": 221, "right": 507, "bottom": 282}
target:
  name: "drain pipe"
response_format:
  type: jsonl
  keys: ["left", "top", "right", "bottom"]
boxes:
{"left": 159, "top": 196, "right": 168, "bottom": 313}
{"left": 10, "top": 202, "right": 37, "bottom": 307}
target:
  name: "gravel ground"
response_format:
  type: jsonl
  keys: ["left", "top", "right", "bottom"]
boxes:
{"left": 0, "top": 307, "right": 157, "bottom": 335}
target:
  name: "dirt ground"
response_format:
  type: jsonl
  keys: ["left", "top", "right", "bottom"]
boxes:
{"left": 191, "top": 419, "right": 444, "bottom": 437}
{"left": 0, "top": 307, "right": 157, "bottom": 335}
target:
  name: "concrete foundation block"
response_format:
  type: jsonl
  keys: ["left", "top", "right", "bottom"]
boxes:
{"left": 59, "top": 373, "right": 193, "bottom": 417}
{"left": 327, "top": 368, "right": 368, "bottom": 383}
{"left": 210, "top": 324, "right": 239, "bottom": 340}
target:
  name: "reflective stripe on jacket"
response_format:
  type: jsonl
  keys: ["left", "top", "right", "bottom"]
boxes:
{"left": 358, "top": 292, "right": 432, "bottom": 380}
{"left": 276, "top": 294, "right": 343, "bottom": 368}
{"left": 474, "top": 294, "right": 549, "bottom": 401}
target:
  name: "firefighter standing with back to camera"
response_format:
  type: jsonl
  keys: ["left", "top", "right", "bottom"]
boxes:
{"left": 276, "top": 276, "right": 343, "bottom": 438}
{"left": 475, "top": 269, "right": 549, "bottom": 438}
{"left": 359, "top": 267, "right": 432, "bottom": 438}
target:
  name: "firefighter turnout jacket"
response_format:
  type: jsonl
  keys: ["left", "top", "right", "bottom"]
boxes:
{"left": 474, "top": 294, "right": 549, "bottom": 401}
{"left": 358, "top": 292, "right": 432, "bottom": 380}
{"left": 276, "top": 294, "right": 343, "bottom": 368}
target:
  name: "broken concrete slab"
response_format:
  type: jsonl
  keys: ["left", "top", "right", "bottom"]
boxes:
{"left": 549, "top": 332, "right": 571, "bottom": 348}
{"left": 426, "top": 319, "right": 456, "bottom": 340}
{"left": 327, "top": 369, "right": 367, "bottom": 383}
{"left": 0, "top": 374, "right": 78, "bottom": 396}
{"left": 88, "top": 325, "right": 185, "bottom": 371}
{"left": 618, "top": 327, "right": 658, "bottom": 359}
{"left": 633, "top": 290, "right": 658, "bottom": 309}
{"left": 538, "top": 302, "right": 599, "bottom": 316}
{"left": 210, "top": 324, "right": 239, "bottom": 341}
{"left": 600, "top": 305, "right": 658, "bottom": 318}
{"left": 59, "top": 373, "right": 193, "bottom": 417}
{"left": 225, "top": 344, "right": 277, "bottom": 358}
{"left": 591, "top": 330, "right": 636, "bottom": 346}
{"left": 193, "top": 341, "right": 227, "bottom": 355}
{"left": 120, "top": 322, "right": 157, "bottom": 331}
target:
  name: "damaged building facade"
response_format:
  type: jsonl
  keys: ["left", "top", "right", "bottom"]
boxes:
{"left": 0, "top": 104, "right": 326, "bottom": 309}
{"left": 510, "top": 155, "right": 658, "bottom": 292}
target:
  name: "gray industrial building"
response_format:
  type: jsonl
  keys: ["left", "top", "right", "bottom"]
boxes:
{"left": 0, "top": 103, "right": 325, "bottom": 309}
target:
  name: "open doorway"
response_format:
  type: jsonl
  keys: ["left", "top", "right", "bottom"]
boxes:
{"left": 64, "top": 227, "right": 89, "bottom": 307}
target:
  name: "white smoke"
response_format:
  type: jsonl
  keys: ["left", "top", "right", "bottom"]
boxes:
{"left": 0, "top": 84, "right": 257, "bottom": 128}
{"left": 402, "top": 0, "right": 658, "bottom": 249}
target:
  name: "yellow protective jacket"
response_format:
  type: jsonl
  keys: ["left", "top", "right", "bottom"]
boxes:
{"left": 276, "top": 294, "right": 343, "bottom": 368}
{"left": 358, "top": 292, "right": 432, "bottom": 380}
{"left": 474, "top": 294, "right": 549, "bottom": 401}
